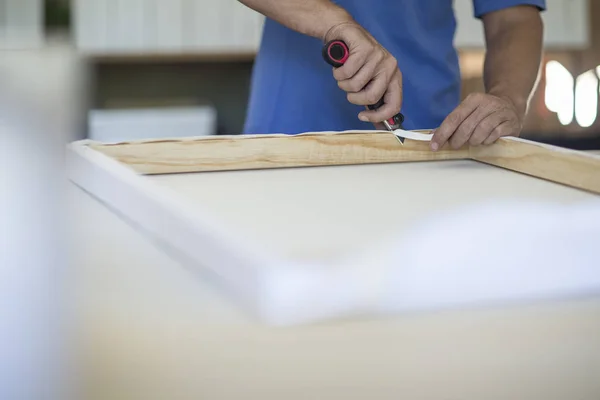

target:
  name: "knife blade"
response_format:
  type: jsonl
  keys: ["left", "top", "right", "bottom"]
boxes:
{"left": 391, "top": 129, "right": 433, "bottom": 142}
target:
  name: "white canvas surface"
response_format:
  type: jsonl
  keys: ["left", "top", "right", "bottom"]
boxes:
{"left": 69, "top": 137, "right": 600, "bottom": 325}
{"left": 255, "top": 198, "right": 600, "bottom": 325}
{"left": 151, "top": 161, "right": 594, "bottom": 261}
{"left": 148, "top": 160, "right": 600, "bottom": 325}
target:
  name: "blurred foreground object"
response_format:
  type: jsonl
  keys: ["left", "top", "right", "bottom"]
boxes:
{"left": 0, "top": 43, "right": 84, "bottom": 400}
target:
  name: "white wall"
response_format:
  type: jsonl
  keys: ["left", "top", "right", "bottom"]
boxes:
{"left": 73, "top": 0, "right": 264, "bottom": 54}
{"left": 0, "top": 0, "right": 43, "bottom": 49}
{"left": 73, "top": 0, "right": 590, "bottom": 54}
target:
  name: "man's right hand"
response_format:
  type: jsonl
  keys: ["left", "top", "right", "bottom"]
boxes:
{"left": 324, "top": 22, "right": 403, "bottom": 127}
{"left": 237, "top": 0, "right": 402, "bottom": 127}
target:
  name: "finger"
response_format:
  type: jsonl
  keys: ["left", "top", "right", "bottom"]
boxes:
{"left": 337, "top": 57, "right": 379, "bottom": 93}
{"left": 348, "top": 56, "right": 397, "bottom": 106}
{"left": 469, "top": 113, "right": 510, "bottom": 146}
{"left": 347, "top": 70, "right": 388, "bottom": 106}
{"left": 448, "top": 106, "right": 497, "bottom": 149}
{"left": 483, "top": 120, "right": 517, "bottom": 145}
{"left": 358, "top": 69, "right": 402, "bottom": 122}
{"left": 431, "top": 97, "right": 479, "bottom": 151}
{"left": 333, "top": 50, "right": 370, "bottom": 81}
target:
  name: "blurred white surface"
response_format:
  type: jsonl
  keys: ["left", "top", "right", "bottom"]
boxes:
{"left": 89, "top": 105, "right": 217, "bottom": 143}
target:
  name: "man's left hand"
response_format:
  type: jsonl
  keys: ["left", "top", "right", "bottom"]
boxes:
{"left": 430, "top": 93, "right": 523, "bottom": 152}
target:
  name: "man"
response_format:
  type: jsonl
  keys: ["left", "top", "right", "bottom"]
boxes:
{"left": 239, "top": 0, "right": 545, "bottom": 151}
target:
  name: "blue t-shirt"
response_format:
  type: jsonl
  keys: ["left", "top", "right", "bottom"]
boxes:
{"left": 244, "top": 0, "right": 545, "bottom": 134}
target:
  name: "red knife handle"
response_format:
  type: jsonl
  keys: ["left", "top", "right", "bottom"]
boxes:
{"left": 322, "top": 40, "right": 350, "bottom": 68}
{"left": 322, "top": 39, "right": 405, "bottom": 130}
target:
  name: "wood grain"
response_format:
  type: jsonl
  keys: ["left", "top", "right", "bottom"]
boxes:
{"left": 86, "top": 130, "right": 600, "bottom": 194}
{"left": 470, "top": 137, "right": 600, "bottom": 194}
{"left": 89, "top": 131, "right": 469, "bottom": 175}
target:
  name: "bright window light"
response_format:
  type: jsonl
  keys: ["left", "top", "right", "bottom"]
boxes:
{"left": 575, "top": 70, "right": 598, "bottom": 128}
{"left": 545, "top": 61, "right": 574, "bottom": 125}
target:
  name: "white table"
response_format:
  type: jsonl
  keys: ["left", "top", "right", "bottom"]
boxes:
{"left": 69, "top": 177, "right": 600, "bottom": 400}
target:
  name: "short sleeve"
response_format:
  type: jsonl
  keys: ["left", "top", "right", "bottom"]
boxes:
{"left": 473, "top": 0, "right": 546, "bottom": 19}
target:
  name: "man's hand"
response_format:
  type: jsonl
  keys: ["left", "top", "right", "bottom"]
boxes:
{"left": 430, "top": 5, "right": 543, "bottom": 152}
{"left": 236, "top": 0, "right": 402, "bottom": 126}
{"left": 325, "top": 22, "right": 403, "bottom": 125}
{"left": 430, "top": 93, "right": 522, "bottom": 151}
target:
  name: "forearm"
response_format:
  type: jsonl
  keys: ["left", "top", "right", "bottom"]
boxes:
{"left": 482, "top": 7, "right": 544, "bottom": 121}
{"left": 237, "top": 0, "right": 353, "bottom": 40}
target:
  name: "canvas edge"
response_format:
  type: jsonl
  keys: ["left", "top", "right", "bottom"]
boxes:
{"left": 66, "top": 140, "right": 292, "bottom": 320}
{"left": 84, "top": 129, "right": 433, "bottom": 146}
{"left": 66, "top": 140, "right": 405, "bottom": 326}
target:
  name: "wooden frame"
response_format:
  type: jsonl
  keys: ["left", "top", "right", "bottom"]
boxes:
{"left": 85, "top": 130, "right": 600, "bottom": 193}
{"left": 67, "top": 130, "right": 600, "bottom": 325}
